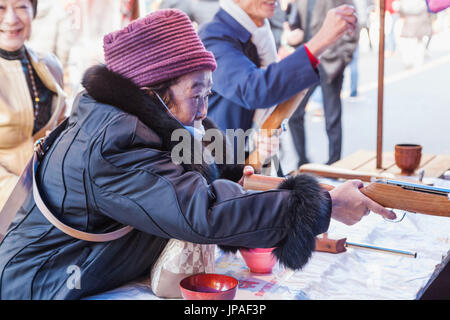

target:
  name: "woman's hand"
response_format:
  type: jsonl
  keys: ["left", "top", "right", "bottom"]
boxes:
{"left": 329, "top": 180, "right": 397, "bottom": 225}
{"left": 238, "top": 166, "right": 255, "bottom": 187}
{"left": 306, "top": 5, "right": 358, "bottom": 57}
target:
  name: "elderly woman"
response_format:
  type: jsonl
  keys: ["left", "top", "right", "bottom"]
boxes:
{"left": 0, "top": 9, "right": 395, "bottom": 300}
{"left": 0, "top": 0, "right": 65, "bottom": 214}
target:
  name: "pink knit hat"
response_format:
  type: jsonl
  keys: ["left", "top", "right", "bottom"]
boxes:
{"left": 103, "top": 9, "right": 217, "bottom": 87}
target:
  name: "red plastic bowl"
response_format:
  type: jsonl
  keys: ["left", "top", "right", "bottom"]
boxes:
{"left": 179, "top": 273, "right": 238, "bottom": 300}
{"left": 239, "top": 248, "right": 277, "bottom": 274}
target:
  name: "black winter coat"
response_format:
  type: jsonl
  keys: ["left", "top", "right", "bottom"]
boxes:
{"left": 0, "top": 66, "right": 331, "bottom": 299}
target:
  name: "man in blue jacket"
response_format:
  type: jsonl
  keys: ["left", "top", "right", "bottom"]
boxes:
{"left": 199, "top": 0, "right": 358, "bottom": 169}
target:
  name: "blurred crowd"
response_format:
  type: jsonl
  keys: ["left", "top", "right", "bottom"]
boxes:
{"left": 23, "top": 0, "right": 450, "bottom": 109}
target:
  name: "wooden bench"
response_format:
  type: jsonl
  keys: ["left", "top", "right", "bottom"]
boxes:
{"left": 331, "top": 150, "right": 450, "bottom": 179}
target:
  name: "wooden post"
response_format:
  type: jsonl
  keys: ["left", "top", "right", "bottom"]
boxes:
{"left": 376, "top": 0, "right": 386, "bottom": 169}
{"left": 132, "top": 0, "right": 140, "bottom": 20}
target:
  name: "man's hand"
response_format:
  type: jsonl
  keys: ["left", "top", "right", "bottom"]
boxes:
{"left": 286, "top": 28, "right": 305, "bottom": 47}
{"left": 256, "top": 132, "right": 280, "bottom": 165}
{"left": 329, "top": 180, "right": 397, "bottom": 225}
{"left": 249, "top": 131, "right": 280, "bottom": 166}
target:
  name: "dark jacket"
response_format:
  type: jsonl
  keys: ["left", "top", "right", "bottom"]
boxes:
{"left": 0, "top": 65, "right": 331, "bottom": 300}
{"left": 198, "top": 9, "right": 320, "bottom": 133}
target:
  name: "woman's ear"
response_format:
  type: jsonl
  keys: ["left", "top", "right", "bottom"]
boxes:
{"left": 141, "top": 86, "right": 176, "bottom": 115}
{"left": 140, "top": 87, "right": 154, "bottom": 96}
{"left": 141, "top": 87, "right": 168, "bottom": 102}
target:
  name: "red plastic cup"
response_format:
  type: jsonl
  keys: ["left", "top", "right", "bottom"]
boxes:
{"left": 239, "top": 248, "right": 277, "bottom": 274}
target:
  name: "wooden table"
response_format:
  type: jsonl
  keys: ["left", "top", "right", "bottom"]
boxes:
{"left": 331, "top": 150, "right": 450, "bottom": 179}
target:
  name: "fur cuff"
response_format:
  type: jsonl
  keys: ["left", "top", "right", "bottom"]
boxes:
{"left": 218, "top": 244, "right": 239, "bottom": 254}
{"left": 219, "top": 174, "right": 332, "bottom": 269}
{"left": 273, "top": 174, "right": 331, "bottom": 270}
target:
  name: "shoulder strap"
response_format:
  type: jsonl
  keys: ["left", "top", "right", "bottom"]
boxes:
{"left": 0, "top": 119, "right": 69, "bottom": 241}
{"left": 0, "top": 161, "right": 32, "bottom": 241}
{"left": 32, "top": 119, "right": 133, "bottom": 242}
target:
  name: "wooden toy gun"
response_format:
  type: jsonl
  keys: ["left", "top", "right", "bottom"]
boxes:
{"left": 243, "top": 174, "right": 450, "bottom": 218}
{"left": 243, "top": 173, "right": 450, "bottom": 257}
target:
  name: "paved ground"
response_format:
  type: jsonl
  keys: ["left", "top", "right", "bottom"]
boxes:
{"left": 302, "top": 27, "right": 450, "bottom": 164}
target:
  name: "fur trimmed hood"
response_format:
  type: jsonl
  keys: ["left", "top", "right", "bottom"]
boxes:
{"left": 81, "top": 64, "right": 243, "bottom": 183}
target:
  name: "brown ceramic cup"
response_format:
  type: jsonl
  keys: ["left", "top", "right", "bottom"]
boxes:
{"left": 395, "top": 144, "right": 422, "bottom": 175}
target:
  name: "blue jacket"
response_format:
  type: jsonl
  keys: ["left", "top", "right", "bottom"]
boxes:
{"left": 198, "top": 9, "right": 320, "bottom": 132}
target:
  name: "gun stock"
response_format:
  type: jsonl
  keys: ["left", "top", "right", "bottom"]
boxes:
{"left": 246, "top": 90, "right": 307, "bottom": 171}
{"left": 243, "top": 174, "right": 450, "bottom": 217}
{"left": 362, "top": 181, "right": 450, "bottom": 217}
